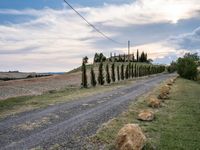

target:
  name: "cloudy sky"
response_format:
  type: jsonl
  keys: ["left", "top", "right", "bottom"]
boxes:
{"left": 0, "top": 0, "right": 200, "bottom": 72}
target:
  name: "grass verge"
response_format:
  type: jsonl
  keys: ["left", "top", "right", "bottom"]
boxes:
{"left": 91, "top": 78, "right": 200, "bottom": 149}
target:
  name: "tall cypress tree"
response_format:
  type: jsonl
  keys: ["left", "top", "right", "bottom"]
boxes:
{"left": 121, "top": 64, "right": 124, "bottom": 80}
{"left": 98, "top": 62, "right": 104, "bottom": 85}
{"left": 106, "top": 64, "right": 111, "bottom": 84}
{"left": 117, "top": 65, "right": 120, "bottom": 81}
{"left": 81, "top": 61, "right": 87, "bottom": 88}
{"left": 134, "top": 63, "right": 137, "bottom": 77}
{"left": 131, "top": 63, "right": 134, "bottom": 78}
{"left": 111, "top": 63, "right": 116, "bottom": 82}
{"left": 128, "top": 63, "right": 132, "bottom": 78}
{"left": 90, "top": 67, "right": 96, "bottom": 87}
{"left": 137, "top": 50, "right": 139, "bottom": 62}
{"left": 125, "top": 65, "right": 129, "bottom": 79}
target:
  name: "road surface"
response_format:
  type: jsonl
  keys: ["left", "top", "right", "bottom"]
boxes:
{"left": 0, "top": 73, "right": 175, "bottom": 150}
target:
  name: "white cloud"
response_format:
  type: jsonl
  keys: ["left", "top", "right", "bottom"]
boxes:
{"left": 0, "top": 0, "right": 199, "bottom": 71}
{"left": 169, "top": 26, "right": 200, "bottom": 54}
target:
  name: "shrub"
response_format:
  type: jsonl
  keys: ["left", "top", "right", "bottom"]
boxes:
{"left": 177, "top": 57, "right": 198, "bottom": 80}
{"left": 90, "top": 67, "right": 97, "bottom": 87}
{"left": 106, "top": 64, "right": 111, "bottom": 84}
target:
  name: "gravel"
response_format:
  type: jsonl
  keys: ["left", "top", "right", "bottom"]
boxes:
{"left": 0, "top": 73, "right": 175, "bottom": 150}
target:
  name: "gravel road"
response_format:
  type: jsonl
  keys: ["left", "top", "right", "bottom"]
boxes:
{"left": 0, "top": 73, "right": 175, "bottom": 150}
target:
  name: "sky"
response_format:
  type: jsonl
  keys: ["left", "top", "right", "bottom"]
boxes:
{"left": 0, "top": 0, "right": 200, "bottom": 72}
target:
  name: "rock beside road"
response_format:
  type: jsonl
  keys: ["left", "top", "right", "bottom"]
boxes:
{"left": 116, "top": 124, "right": 146, "bottom": 150}
{"left": 138, "top": 110, "right": 155, "bottom": 121}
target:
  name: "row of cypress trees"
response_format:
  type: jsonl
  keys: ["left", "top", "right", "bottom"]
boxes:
{"left": 82, "top": 61, "right": 165, "bottom": 88}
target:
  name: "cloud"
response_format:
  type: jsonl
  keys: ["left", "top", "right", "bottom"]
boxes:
{"left": 169, "top": 26, "right": 200, "bottom": 53}
{"left": 84, "top": 0, "right": 200, "bottom": 26}
{"left": 0, "top": 0, "right": 200, "bottom": 71}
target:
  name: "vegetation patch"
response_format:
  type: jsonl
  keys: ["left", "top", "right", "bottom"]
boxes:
{"left": 90, "top": 78, "right": 200, "bottom": 149}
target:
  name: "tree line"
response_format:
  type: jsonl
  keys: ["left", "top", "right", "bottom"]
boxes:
{"left": 81, "top": 59, "right": 165, "bottom": 88}
{"left": 93, "top": 50, "right": 151, "bottom": 63}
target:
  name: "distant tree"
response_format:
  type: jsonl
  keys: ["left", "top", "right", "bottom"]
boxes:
{"left": 90, "top": 67, "right": 96, "bottom": 87}
{"left": 123, "top": 54, "right": 126, "bottom": 62}
{"left": 94, "top": 53, "right": 107, "bottom": 63}
{"left": 81, "top": 59, "right": 87, "bottom": 88}
{"left": 83, "top": 56, "right": 88, "bottom": 64}
{"left": 106, "top": 64, "right": 111, "bottom": 84}
{"left": 117, "top": 65, "right": 120, "bottom": 81}
{"left": 94, "top": 53, "right": 99, "bottom": 63}
{"left": 147, "top": 59, "right": 153, "bottom": 64}
{"left": 98, "top": 62, "right": 105, "bottom": 85}
{"left": 121, "top": 64, "right": 124, "bottom": 80}
{"left": 132, "top": 54, "right": 135, "bottom": 62}
{"left": 136, "top": 50, "right": 139, "bottom": 62}
{"left": 167, "top": 61, "right": 177, "bottom": 73}
{"left": 111, "top": 63, "right": 116, "bottom": 82}
{"left": 184, "top": 52, "right": 199, "bottom": 61}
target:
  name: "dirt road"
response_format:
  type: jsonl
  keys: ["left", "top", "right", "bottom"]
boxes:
{"left": 0, "top": 73, "right": 175, "bottom": 150}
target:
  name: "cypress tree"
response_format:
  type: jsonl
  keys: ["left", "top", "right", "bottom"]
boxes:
{"left": 136, "top": 50, "right": 139, "bottom": 62}
{"left": 134, "top": 63, "right": 137, "bottom": 77}
{"left": 117, "top": 65, "right": 120, "bottom": 81}
{"left": 131, "top": 63, "right": 134, "bottom": 78}
{"left": 121, "top": 64, "right": 124, "bottom": 80}
{"left": 90, "top": 67, "right": 96, "bottom": 87}
{"left": 106, "top": 64, "right": 111, "bottom": 84}
{"left": 81, "top": 61, "right": 87, "bottom": 88}
{"left": 125, "top": 65, "right": 129, "bottom": 79}
{"left": 111, "top": 63, "right": 116, "bottom": 82}
{"left": 128, "top": 63, "right": 132, "bottom": 78}
{"left": 98, "top": 62, "right": 104, "bottom": 85}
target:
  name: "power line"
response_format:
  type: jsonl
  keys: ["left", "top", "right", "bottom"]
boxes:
{"left": 63, "top": 0, "right": 125, "bottom": 45}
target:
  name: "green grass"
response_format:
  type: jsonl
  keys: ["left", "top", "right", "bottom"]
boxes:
{"left": 91, "top": 78, "right": 200, "bottom": 149}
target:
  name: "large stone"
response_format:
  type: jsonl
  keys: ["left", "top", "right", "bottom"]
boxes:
{"left": 116, "top": 124, "right": 146, "bottom": 150}
{"left": 160, "top": 85, "right": 170, "bottom": 95}
{"left": 138, "top": 110, "right": 155, "bottom": 121}
{"left": 148, "top": 97, "right": 161, "bottom": 108}
{"left": 158, "top": 93, "right": 169, "bottom": 100}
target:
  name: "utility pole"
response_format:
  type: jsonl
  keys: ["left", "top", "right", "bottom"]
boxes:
{"left": 128, "top": 40, "right": 130, "bottom": 62}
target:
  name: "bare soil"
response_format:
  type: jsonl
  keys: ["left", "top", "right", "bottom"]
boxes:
{"left": 0, "top": 72, "right": 81, "bottom": 100}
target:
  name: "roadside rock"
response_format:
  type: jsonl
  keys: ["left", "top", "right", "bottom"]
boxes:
{"left": 158, "top": 93, "right": 169, "bottom": 100}
{"left": 148, "top": 98, "right": 161, "bottom": 108}
{"left": 138, "top": 110, "right": 155, "bottom": 121}
{"left": 160, "top": 85, "right": 170, "bottom": 95}
{"left": 116, "top": 124, "right": 146, "bottom": 150}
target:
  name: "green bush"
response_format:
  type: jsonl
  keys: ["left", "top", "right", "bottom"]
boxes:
{"left": 177, "top": 57, "right": 198, "bottom": 80}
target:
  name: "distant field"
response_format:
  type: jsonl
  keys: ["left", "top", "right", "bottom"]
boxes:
{"left": 0, "top": 72, "right": 51, "bottom": 81}
{"left": 0, "top": 62, "right": 155, "bottom": 100}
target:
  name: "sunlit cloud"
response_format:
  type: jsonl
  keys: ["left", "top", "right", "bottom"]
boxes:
{"left": 0, "top": 0, "right": 199, "bottom": 71}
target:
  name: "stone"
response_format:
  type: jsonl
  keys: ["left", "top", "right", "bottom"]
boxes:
{"left": 116, "top": 124, "right": 146, "bottom": 150}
